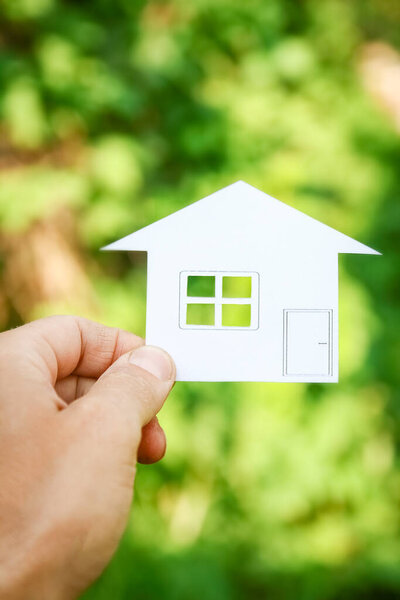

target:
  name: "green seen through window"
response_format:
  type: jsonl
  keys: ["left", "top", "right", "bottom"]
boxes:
{"left": 222, "top": 304, "right": 251, "bottom": 327}
{"left": 222, "top": 276, "right": 252, "bottom": 298}
{"left": 186, "top": 303, "right": 215, "bottom": 326}
{"left": 187, "top": 275, "right": 215, "bottom": 297}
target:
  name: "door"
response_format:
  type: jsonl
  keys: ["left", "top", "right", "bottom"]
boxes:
{"left": 283, "top": 310, "right": 333, "bottom": 376}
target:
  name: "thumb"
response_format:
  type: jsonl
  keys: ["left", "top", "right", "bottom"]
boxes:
{"left": 82, "top": 345, "right": 175, "bottom": 432}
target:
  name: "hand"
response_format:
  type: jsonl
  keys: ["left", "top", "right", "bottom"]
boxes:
{"left": 0, "top": 316, "right": 175, "bottom": 600}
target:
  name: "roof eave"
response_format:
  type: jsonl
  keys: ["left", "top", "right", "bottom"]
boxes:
{"left": 337, "top": 240, "right": 381, "bottom": 255}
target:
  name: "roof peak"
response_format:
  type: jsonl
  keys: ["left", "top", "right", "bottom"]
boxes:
{"left": 102, "top": 181, "right": 380, "bottom": 255}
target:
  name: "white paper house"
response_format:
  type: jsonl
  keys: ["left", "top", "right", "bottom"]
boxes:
{"left": 104, "top": 181, "right": 379, "bottom": 382}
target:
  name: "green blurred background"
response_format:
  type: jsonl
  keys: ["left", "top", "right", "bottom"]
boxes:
{"left": 1, "top": 0, "right": 400, "bottom": 598}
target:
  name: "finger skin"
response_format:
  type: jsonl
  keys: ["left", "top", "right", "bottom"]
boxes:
{"left": 0, "top": 317, "right": 175, "bottom": 600}
{"left": 137, "top": 417, "right": 167, "bottom": 464}
{"left": 55, "top": 375, "right": 96, "bottom": 403}
{"left": 0, "top": 315, "right": 144, "bottom": 393}
{"left": 55, "top": 376, "right": 167, "bottom": 465}
{"left": 82, "top": 347, "right": 175, "bottom": 429}
{"left": 0, "top": 315, "right": 144, "bottom": 419}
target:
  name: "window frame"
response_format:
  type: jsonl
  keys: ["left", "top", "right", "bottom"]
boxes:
{"left": 179, "top": 271, "right": 259, "bottom": 330}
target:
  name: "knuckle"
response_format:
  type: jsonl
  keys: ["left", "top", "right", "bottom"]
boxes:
{"left": 77, "top": 322, "right": 121, "bottom": 373}
{"left": 93, "top": 325, "right": 120, "bottom": 359}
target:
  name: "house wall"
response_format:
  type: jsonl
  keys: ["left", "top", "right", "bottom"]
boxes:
{"left": 144, "top": 247, "right": 338, "bottom": 382}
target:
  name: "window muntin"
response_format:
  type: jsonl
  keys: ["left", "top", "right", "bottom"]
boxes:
{"left": 179, "top": 271, "right": 259, "bottom": 330}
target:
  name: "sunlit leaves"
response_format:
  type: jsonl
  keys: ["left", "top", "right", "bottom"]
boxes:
{"left": 3, "top": 78, "right": 48, "bottom": 148}
{"left": 90, "top": 136, "right": 143, "bottom": 195}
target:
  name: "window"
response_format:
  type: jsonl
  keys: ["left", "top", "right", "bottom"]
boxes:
{"left": 179, "top": 271, "right": 259, "bottom": 329}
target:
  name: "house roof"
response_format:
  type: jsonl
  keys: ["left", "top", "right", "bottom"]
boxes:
{"left": 102, "top": 181, "right": 380, "bottom": 255}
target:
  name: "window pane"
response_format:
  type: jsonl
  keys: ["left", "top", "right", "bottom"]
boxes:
{"left": 186, "top": 304, "right": 215, "bottom": 326}
{"left": 222, "top": 276, "right": 252, "bottom": 298}
{"left": 222, "top": 304, "right": 251, "bottom": 327}
{"left": 187, "top": 275, "right": 215, "bottom": 297}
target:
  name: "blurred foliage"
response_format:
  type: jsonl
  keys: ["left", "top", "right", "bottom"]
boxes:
{"left": 0, "top": 0, "right": 400, "bottom": 598}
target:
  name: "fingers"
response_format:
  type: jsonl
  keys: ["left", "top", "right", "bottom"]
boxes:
{"left": 55, "top": 375, "right": 96, "bottom": 404}
{"left": 0, "top": 316, "right": 143, "bottom": 409}
{"left": 57, "top": 376, "right": 168, "bottom": 464}
{"left": 84, "top": 345, "right": 175, "bottom": 425}
{"left": 1, "top": 315, "right": 143, "bottom": 382}
{"left": 70, "top": 346, "right": 175, "bottom": 458}
{"left": 137, "top": 417, "right": 167, "bottom": 464}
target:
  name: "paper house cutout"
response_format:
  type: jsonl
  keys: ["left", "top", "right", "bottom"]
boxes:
{"left": 103, "top": 181, "right": 379, "bottom": 382}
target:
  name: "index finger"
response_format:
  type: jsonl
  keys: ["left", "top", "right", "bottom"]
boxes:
{"left": 0, "top": 315, "right": 144, "bottom": 386}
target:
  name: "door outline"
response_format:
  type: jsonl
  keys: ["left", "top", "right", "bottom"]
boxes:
{"left": 283, "top": 309, "right": 333, "bottom": 376}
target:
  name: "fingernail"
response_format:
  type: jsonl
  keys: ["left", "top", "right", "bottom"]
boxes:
{"left": 129, "top": 345, "right": 173, "bottom": 381}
